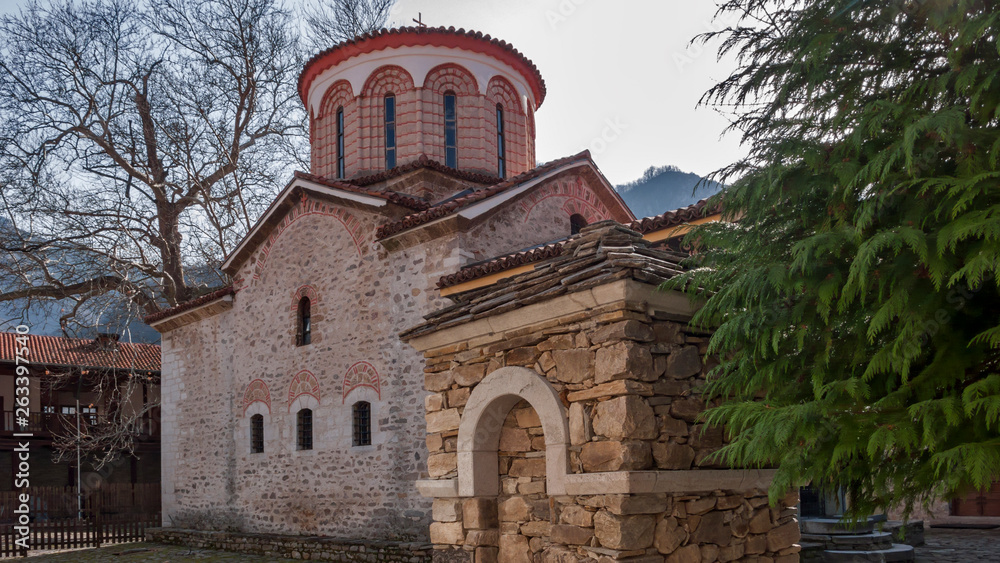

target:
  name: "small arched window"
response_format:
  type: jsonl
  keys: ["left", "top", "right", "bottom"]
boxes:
{"left": 297, "top": 408, "right": 313, "bottom": 451}
{"left": 353, "top": 401, "right": 371, "bottom": 446}
{"left": 570, "top": 214, "right": 588, "bottom": 235}
{"left": 496, "top": 104, "right": 506, "bottom": 178}
{"left": 250, "top": 414, "right": 264, "bottom": 454}
{"left": 297, "top": 296, "right": 311, "bottom": 346}
{"left": 336, "top": 107, "right": 345, "bottom": 179}
{"left": 384, "top": 93, "right": 396, "bottom": 169}
{"left": 444, "top": 92, "right": 457, "bottom": 168}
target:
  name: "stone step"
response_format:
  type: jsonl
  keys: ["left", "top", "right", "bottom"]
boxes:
{"left": 800, "top": 531, "right": 894, "bottom": 551}
{"left": 800, "top": 516, "right": 885, "bottom": 535}
{"left": 822, "top": 543, "right": 916, "bottom": 563}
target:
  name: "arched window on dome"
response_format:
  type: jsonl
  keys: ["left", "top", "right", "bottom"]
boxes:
{"left": 297, "top": 296, "right": 311, "bottom": 347}
{"left": 384, "top": 93, "right": 396, "bottom": 169}
{"left": 444, "top": 92, "right": 457, "bottom": 168}
{"left": 336, "top": 107, "right": 345, "bottom": 178}
{"left": 496, "top": 104, "right": 506, "bottom": 178}
{"left": 570, "top": 214, "right": 588, "bottom": 235}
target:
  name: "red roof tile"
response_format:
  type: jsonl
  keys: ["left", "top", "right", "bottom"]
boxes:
{"left": 375, "top": 151, "right": 595, "bottom": 240}
{"left": 346, "top": 155, "right": 499, "bottom": 188}
{"left": 627, "top": 199, "right": 720, "bottom": 234}
{"left": 0, "top": 332, "right": 160, "bottom": 372}
{"left": 300, "top": 26, "right": 546, "bottom": 107}
{"left": 293, "top": 171, "right": 431, "bottom": 211}
{"left": 143, "top": 286, "right": 235, "bottom": 325}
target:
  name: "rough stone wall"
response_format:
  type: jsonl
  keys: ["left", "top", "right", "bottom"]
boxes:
{"left": 419, "top": 298, "right": 801, "bottom": 562}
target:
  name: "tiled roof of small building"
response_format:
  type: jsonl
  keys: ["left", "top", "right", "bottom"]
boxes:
{"left": 435, "top": 200, "right": 719, "bottom": 289}
{"left": 144, "top": 285, "right": 235, "bottom": 325}
{"left": 376, "top": 151, "right": 595, "bottom": 240}
{"left": 0, "top": 332, "right": 160, "bottom": 372}
{"left": 293, "top": 171, "right": 431, "bottom": 211}
{"left": 345, "top": 155, "right": 500, "bottom": 188}
{"left": 402, "top": 221, "right": 689, "bottom": 340}
{"left": 299, "top": 26, "right": 547, "bottom": 106}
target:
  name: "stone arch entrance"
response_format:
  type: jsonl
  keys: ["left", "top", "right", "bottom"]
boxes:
{"left": 456, "top": 367, "right": 569, "bottom": 497}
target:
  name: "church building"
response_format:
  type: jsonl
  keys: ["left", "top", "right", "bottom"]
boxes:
{"left": 146, "top": 26, "right": 640, "bottom": 540}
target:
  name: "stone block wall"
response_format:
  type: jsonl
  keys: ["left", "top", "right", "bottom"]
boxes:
{"left": 413, "top": 289, "right": 801, "bottom": 562}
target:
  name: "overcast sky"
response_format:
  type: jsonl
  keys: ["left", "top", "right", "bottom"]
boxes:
{"left": 0, "top": 0, "right": 744, "bottom": 185}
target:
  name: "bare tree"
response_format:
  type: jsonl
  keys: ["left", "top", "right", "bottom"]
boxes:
{"left": 302, "top": 0, "right": 395, "bottom": 51}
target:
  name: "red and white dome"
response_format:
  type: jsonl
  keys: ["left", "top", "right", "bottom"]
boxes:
{"left": 300, "top": 27, "right": 546, "bottom": 181}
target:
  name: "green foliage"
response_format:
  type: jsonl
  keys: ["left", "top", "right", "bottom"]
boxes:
{"left": 669, "top": 0, "right": 1000, "bottom": 517}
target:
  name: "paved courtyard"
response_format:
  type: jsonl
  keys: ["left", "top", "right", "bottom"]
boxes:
{"left": 13, "top": 527, "right": 1000, "bottom": 562}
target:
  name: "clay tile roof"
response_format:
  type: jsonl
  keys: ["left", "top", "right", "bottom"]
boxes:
{"left": 437, "top": 240, "right": 567, "bottom": 289}
{"left": 143, "top": 285, "right": 235, "bottom": 325}
{"left": 300, "top": 26, "right": 546, "bottom": 107}
{"left": 401, "top": 221, "right": 690, "bottom": 340}
{"left": 627, "top": 198, "right": 721, "bottom": 234}
{"left": 346, "top": 155, "right": 500, "bottom": 188}
{"left": 376, "top": 150, "right": 593, "bottom": 240}
{"left": 0, "top": 332, "right": 160, "bottom": 372}
{"left": 294, "top": 171, "right": 431, "bottom": 211}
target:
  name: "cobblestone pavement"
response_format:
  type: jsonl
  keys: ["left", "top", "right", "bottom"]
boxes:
{"left": 21, "top": 542, "right": 301, "bottom": 562}
{"left": 915, "top": 527, "right": 1000, "bottom": 563}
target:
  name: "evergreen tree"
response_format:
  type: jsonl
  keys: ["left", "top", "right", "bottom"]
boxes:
{"left": 671, "top": 0, "right": 1000, "bottom": 517}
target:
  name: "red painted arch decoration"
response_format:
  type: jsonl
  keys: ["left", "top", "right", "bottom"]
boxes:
{"left": 343, "top": 361, "right": 381, "bottom": 403}
{"left": 287, "top": 370, "right": 321, "bottom": 411}
{"left": 291, "top": 285, "right": 321, "bottom": 310}
{"left": 242, "top": 379, "right": 272, "bottom": 415}
{"left": 519, "top": 177, "right": 612, "bottom": 223}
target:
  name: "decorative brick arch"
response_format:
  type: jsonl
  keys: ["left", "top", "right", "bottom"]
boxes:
{"left": 313, "top": 80, "right": 355, "bottom": 177}
{"left": 242, "top": 379, "right": 272, "bottom": 416}
{"left": 422, "top": 63, "right": 479, "bottom": 96}
{"left": 287, "top": 370, "right": 321, "bottom": 412}
{"left": 457, "top": 367, "right": 569, "bottom": 496}
{"left": 518, "top": 177, "right": 613, "bottom": 223}
{"left": 342, "top": 361, "right": 381, "bottom": 403}
{"left": 291, "top": 285, "right": 321, "bottom": 310}
{"left": 361, "top": 65, "right": 415, "bottom": 97}
{"left": 252, "top": 195, "right": 368, "bottom": 282}
{"left": 487, "top": 75, "right": 524, "bottom": 115}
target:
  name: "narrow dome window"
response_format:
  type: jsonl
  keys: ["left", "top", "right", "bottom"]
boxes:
{"left": 496, "top": 104, "right": 506, "bottom": 178}
{"left": 444, "top": 93, "right": 457, "bottom": 168}
{"left": 384, "top": 94, "right": 396, "bottom": 169}
{"left": 336, "top": 107, "right": 345, "bottom": 179}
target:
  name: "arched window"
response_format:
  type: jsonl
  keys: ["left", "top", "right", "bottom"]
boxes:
{"left": 444, "top": 92, "right": 457, "bottom": 168}
{"left": 353, "top": 401, "right": 371, "bottom": 446}
{"left": 250, "top": 414, "right": 264, "bottom": 454}
{"left": 496, "top": 104, "right": 506, "bottom": 178}
{"left": 297, "top": 296, "right": 311, "bottom": 346}
{"left": 336, "top": 107, "right": 345, "bottom": 178}
{"left": 297, "top": 408, "right": 313, "bottom": 450}
{"left": 570, "top": 214, "right": 588, "bottom": 235}
{"left": 384, "top": 93, "right": 396, "bottom": 169}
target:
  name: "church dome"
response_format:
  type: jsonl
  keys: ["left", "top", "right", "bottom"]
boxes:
{"left": 300, "top": 27, "right": 545, "bottom": 181}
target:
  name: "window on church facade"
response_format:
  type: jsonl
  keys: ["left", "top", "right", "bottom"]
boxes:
{"left": 297, "top": 408, "right": 313, "bottom": 450}
{"left": 250, "top": 414, "right": 264, "bottom": 454}
{"left": 336, "top": 107, "right": 345, "bottom": 178}
{"left": 384, "top": 94, "right": 396, "bottom": 169}
{"left": 570, "top": 214, "right": 587, "bottom": 235}
{"left": 444, "top": 93, "right": 457, "bottom": 168}
{"left": 496, "top": 104, "right": 506, "bottom": 178}
{"left": 353, "top": 401, "right": 371, "bottom": 446}
{"left": 297, "top": 296, "right": 311, "bottom": 346}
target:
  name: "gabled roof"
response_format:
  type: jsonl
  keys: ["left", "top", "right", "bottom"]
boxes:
{"left": 0, "top": 332, "right": 160, "bottom": 372}
{"left": 143, "top": 285, "right": 235, "bottom": 325}
{"left": 375, "top": 151, "right": 634, "bottom": 240}
{"left": 220, "top": 171, "right": 427, "bottom": 274}
{"left": 300, "top": 26, "right": 547, "bottom": 107}
{"left": 401, "top": 222, "right": 688, "bottom": 341}
{"left": 628, "top": 198, "right": 720, "bottom": 234}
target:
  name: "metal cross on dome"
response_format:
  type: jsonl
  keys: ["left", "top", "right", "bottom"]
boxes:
{"left": 412, "top": 13, "right": 427, "bottom": 27}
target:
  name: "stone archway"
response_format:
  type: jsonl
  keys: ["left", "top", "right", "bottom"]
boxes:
{"left": 456, "top": 367, "right": 570, "bottom": 498}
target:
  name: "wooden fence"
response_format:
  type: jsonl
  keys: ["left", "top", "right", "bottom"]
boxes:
{"left": 0, "top": 483, "right": 160, "bottom": 557}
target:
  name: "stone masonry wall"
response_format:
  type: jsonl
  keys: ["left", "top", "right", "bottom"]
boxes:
{"left": 419, "top": 297, "right": 801, "bottom": 562}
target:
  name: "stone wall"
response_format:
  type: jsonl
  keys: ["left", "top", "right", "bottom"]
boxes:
{"left": 407, "top": 243, "right": 801, "bottom": 563}
{"left": 147, "top": 527, "right": 432, "bottom": 562}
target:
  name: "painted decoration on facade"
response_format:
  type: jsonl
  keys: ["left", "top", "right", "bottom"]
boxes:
{"left": 519, "top": 177, "right": 612, "bottom": 223}
{"left": 291, "top": 285, "right": 321, "bottom": 310}
{"left": 287, "top": 370, "right": 321, "bottom": 410}
{"left": 343, "top": 361, "right": 381, "bottom": 403}
{"left": 242, "top": 379, "right": 272, "bottom": 415}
